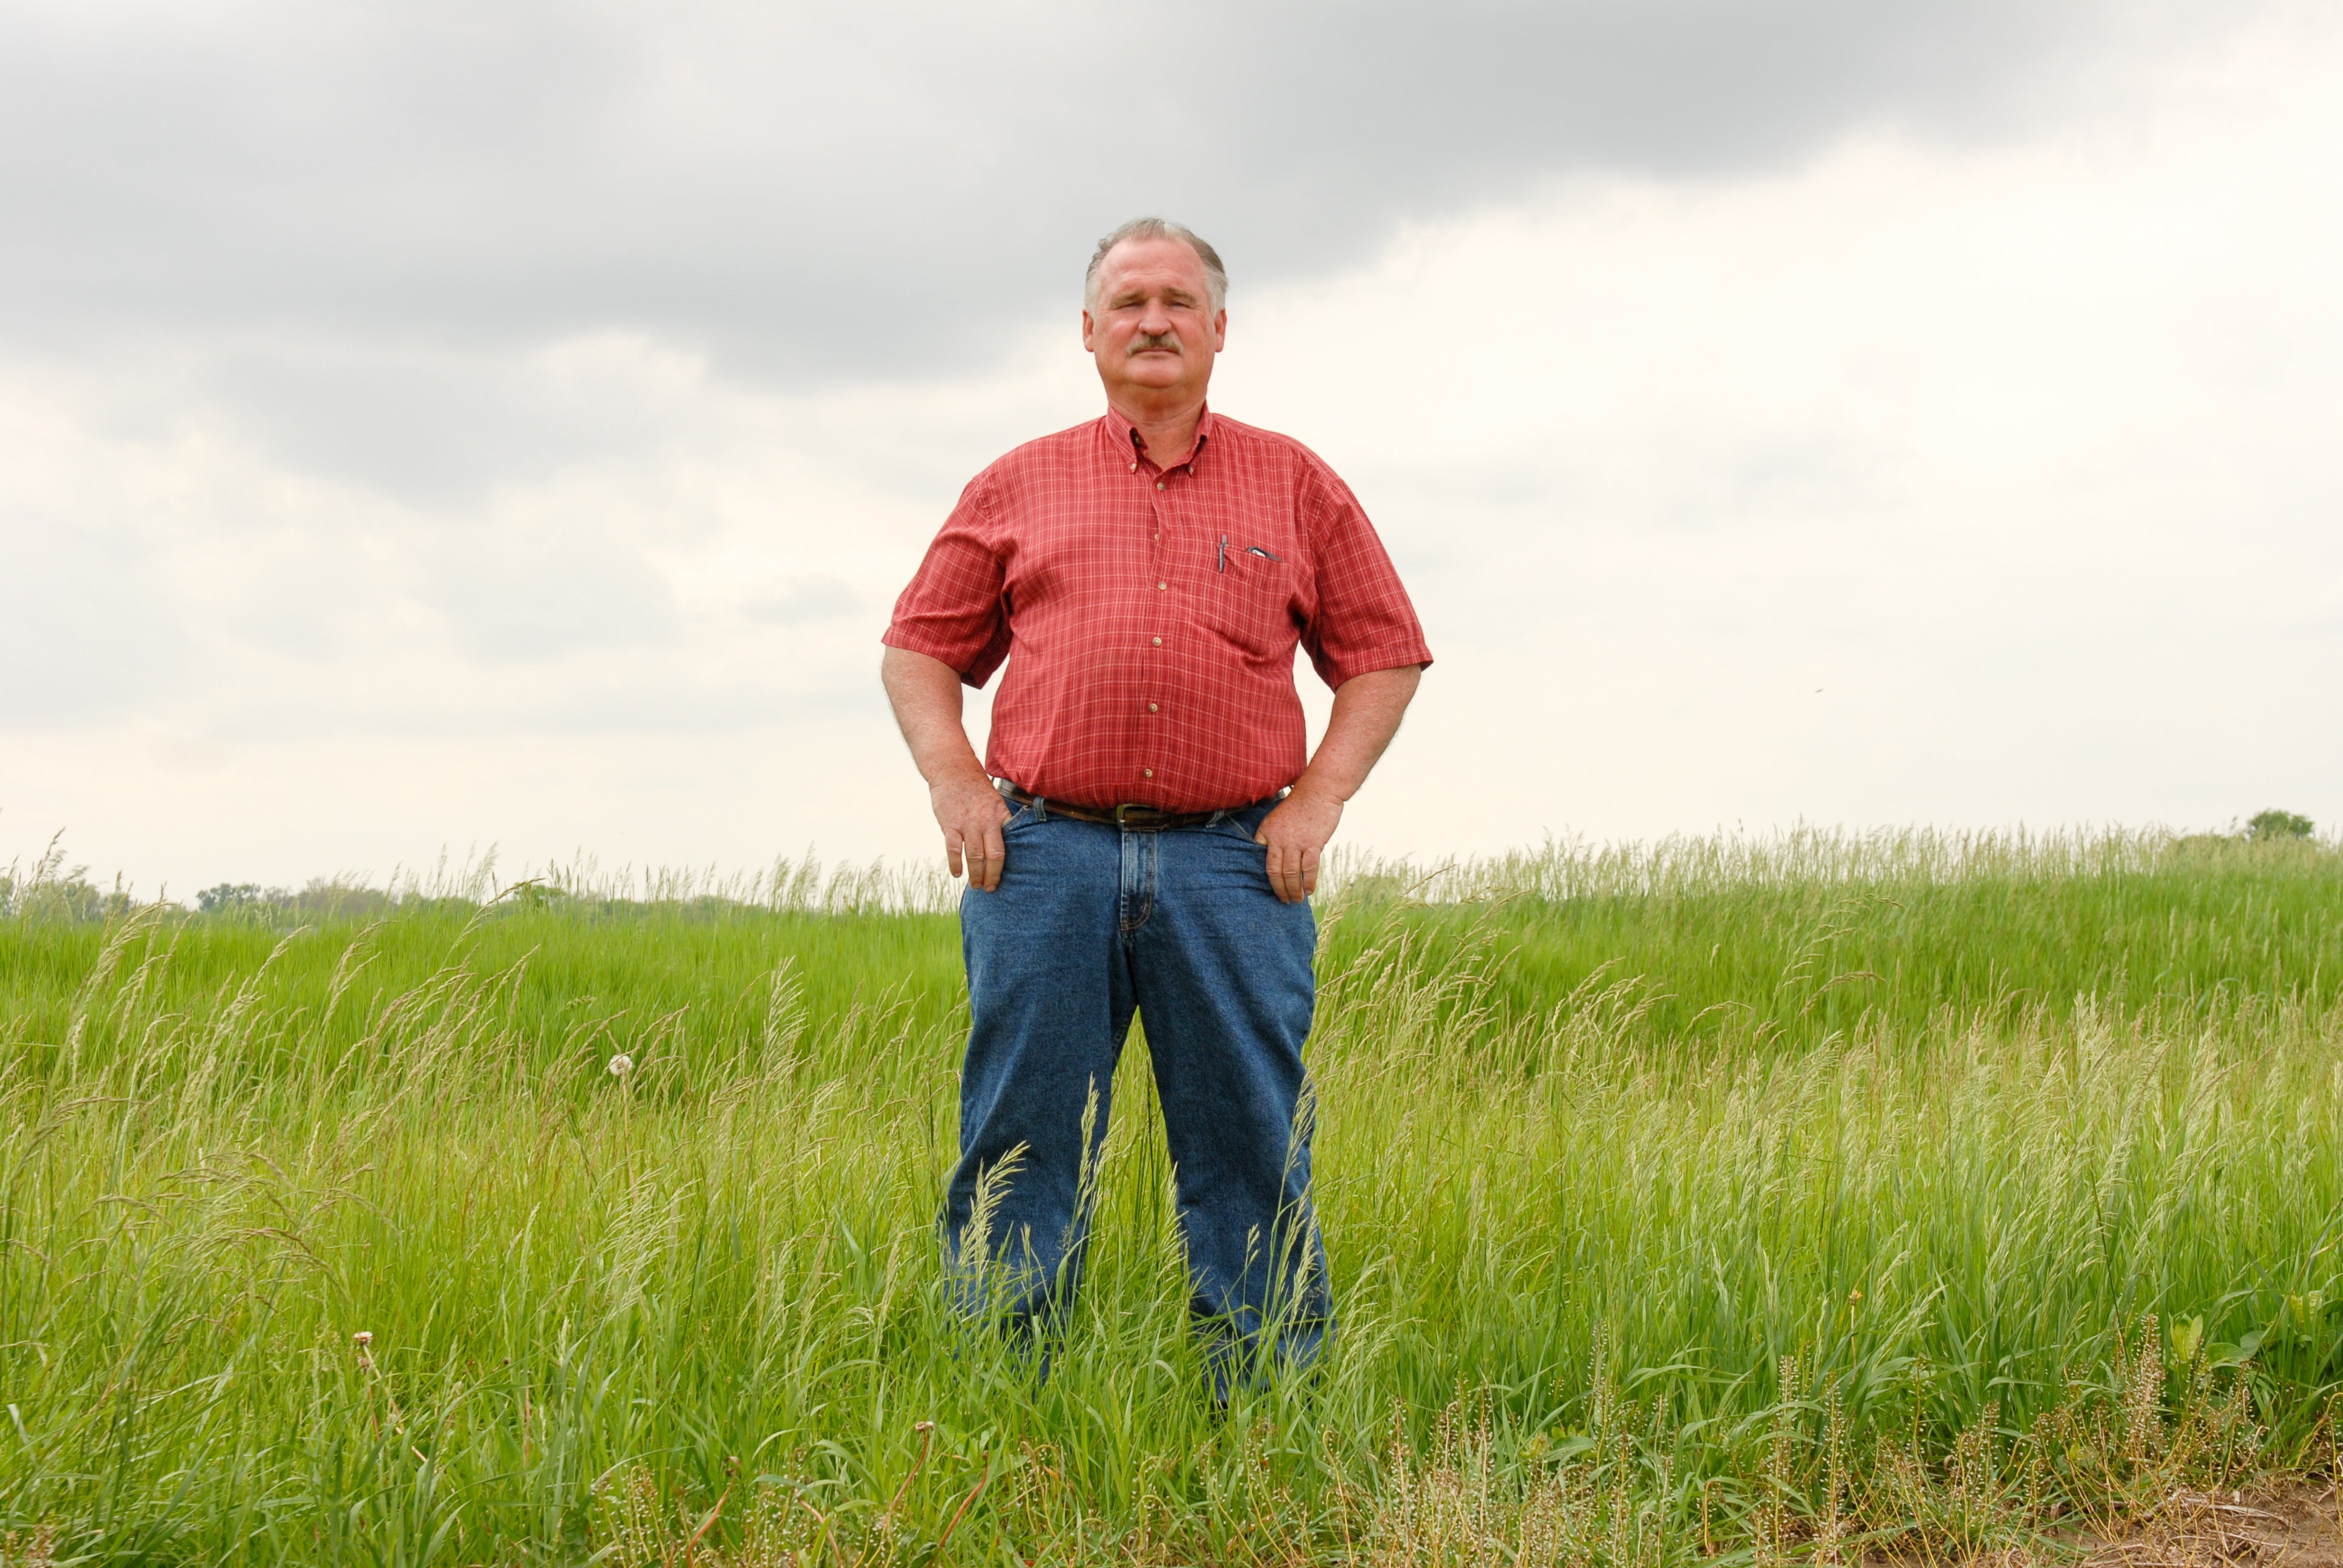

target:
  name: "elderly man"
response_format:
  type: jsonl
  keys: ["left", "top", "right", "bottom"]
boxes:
{"left": 880, "top": 217, "right": 1430, "bottom": 1390}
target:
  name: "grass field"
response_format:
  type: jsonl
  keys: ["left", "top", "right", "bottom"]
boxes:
{"left": 2, "top": 828, "right": 2341, "bottom": 1565}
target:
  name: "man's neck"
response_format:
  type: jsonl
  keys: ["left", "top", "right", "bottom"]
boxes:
{"left": 1111, "top": 393, "right": 1208, "bottom": 469}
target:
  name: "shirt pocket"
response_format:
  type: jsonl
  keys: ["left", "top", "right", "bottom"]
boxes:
{"left": 1199, "top": 543, "right": 1296, "bottom": 658}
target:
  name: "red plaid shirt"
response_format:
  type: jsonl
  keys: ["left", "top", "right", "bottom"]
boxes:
{"left": 884, "top": 407, "right": 1432, "bottom": 812}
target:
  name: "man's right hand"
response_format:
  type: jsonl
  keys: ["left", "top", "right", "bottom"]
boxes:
{"left": 932, "top": 771, "right": 1013, "bottom": 892}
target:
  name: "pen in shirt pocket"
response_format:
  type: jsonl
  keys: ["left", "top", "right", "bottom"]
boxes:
{"left": 1217, "top": 534, "right": 1227, "bottom": 572}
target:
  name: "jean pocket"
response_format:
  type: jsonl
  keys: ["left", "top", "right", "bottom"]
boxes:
{"left": 1217, "top": 799, "right": 1277, "bottom": 841}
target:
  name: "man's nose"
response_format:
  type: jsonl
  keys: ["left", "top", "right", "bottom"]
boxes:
{"left": 1138, "top": 296, "right": 1173, "bottom": 332}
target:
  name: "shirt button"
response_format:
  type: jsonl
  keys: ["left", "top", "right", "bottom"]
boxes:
{"left": 1156, "top": 581, "right": 1167, "bottom": 591}
{"left": 1152, "top": 636, "right": 1162, "bottom": 646}
{"left": 1129, "top": 463, "right": 1138, "bottom": 472}
{"left": 1147, "top": 702, "right": 1158, "bottom": 712}
{"left": 1142, "top": 768, "right": 1154, "bottom": 778}
{"left": 1156, "top": 482, "right": 1165, "bottom": 491}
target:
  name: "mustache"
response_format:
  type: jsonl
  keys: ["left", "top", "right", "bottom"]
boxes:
{"left": 1126, "top": 331, "right": 1182, "bottom": 354}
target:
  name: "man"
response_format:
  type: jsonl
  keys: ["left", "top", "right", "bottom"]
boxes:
{"left": 880, "top": 217, "right": 1429, "bottom": 1391}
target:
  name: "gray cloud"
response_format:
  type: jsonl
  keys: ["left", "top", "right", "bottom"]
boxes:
{"left": 3, "top": 0, "right": 2190, "bottom": 396}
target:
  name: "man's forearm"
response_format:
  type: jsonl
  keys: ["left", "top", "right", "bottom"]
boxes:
{"left": 1253, "top": 663, "right": 1423, "bottom": 903}
{"left": 880, "top": 646, "right": 989, "bottom": 788}
{"left": 882, "top": 645, "right": 1012, "bottom": 889}
{"left": 1291, "top": 664, "right": 1422, "bottom": 803}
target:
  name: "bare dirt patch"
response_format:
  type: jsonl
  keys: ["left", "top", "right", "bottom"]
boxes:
{"left": 2074, "top": 1483, "right": 2343, "bottom": 1567}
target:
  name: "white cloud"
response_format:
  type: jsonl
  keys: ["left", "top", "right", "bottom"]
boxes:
{"left": 1215, "top": 11, "right": 2343, "bottom": 855}
{"left": 4, "top": 6, "right": 2339, "bottom": 890}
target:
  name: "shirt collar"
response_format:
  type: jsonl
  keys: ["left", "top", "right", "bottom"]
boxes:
{"left": 1104, "top": 404, "right": 1214, "bottom": 475}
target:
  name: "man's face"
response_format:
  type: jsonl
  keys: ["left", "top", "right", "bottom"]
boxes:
{"left": 1081, "top": 238, "right": 1227, "bottom": 411}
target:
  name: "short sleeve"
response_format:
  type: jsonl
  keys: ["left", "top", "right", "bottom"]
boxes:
{"left": 1299, "top": 466, "right": 1434, "bottom": 690}
{"left": 882, "top": 477, "right": 1014, "bottom": 687}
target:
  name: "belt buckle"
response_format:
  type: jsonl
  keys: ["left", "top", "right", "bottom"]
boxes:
{"left": 1112, "top": 803, "right": 1162, "bottom": 831}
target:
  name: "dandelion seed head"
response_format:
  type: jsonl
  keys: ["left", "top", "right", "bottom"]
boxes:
{"left": 352, "top": 1330, "right": 372, "bottom": 1347}
{"left": 608, "top": 1053, "right": 633, "bottom": 1078}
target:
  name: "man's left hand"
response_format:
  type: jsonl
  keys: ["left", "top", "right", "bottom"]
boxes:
{"left": 1254, "top": 787, "right": 1343, "bottom": 904}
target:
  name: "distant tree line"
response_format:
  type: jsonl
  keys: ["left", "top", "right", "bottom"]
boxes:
{"left": 1, "top": 809, "right": 2325, "bottom": 924}
{"left": 2, "top": 864, "right": 394, "bottom": 923}
{"left": 2247, "top": 808, "right": 2315, "bottom": 840}
{"left": 186, "top": 881, "right": 399, "bottom": 921}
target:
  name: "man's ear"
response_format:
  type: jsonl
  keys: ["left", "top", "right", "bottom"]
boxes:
{"left": 1081, "top": 308, "right": 1098, "bottom": 351}
{"left": 1210, "top": 309, "right": 1227, "bottom": 350}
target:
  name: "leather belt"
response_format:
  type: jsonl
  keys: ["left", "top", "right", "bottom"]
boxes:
{"left": 997, "top": 780, "right": 1248, "bottom": 832}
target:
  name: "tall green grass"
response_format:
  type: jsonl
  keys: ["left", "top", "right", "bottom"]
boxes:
{"left": 1, "top": 829, "right": 2338, "bottom": 1564}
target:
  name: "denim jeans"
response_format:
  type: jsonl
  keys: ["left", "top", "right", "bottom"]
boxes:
{"left": 944, "top": 794, "right": 1331, "bottom": 1391}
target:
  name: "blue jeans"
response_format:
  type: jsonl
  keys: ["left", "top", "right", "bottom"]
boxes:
{"left": 945, "top": 794, "right": 1331, "bottom": 1391}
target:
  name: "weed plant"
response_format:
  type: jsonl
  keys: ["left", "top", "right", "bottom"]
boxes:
{"left": 0, "top": 828, "right": 2338, "bottom": 1563}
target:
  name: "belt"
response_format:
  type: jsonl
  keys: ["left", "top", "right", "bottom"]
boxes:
{"left": 997, "top": 780, "right": 1267, "bottom": 832}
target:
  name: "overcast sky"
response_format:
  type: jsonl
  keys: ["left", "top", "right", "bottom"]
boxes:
{"left": 3, "top": 0, "right": 2338, "bottom": 893}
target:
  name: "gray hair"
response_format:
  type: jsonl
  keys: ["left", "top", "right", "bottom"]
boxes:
{"left": 1084, "top": 217, "right": 1228, "bottom": 314}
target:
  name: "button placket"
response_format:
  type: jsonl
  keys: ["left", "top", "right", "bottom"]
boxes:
{"left": 1142, "top": 486, "right": 1164, "bottom": 785}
